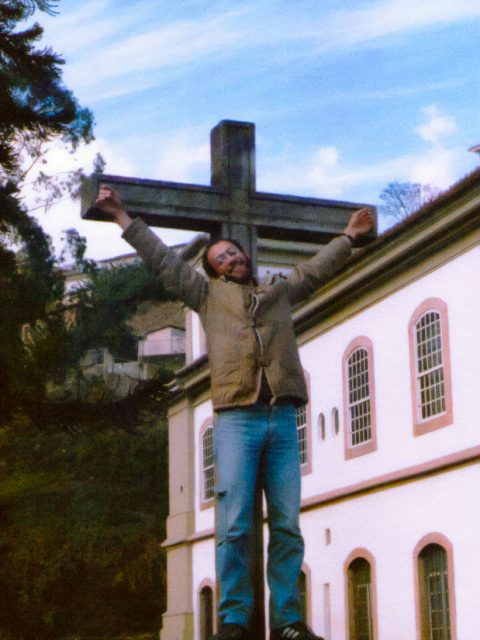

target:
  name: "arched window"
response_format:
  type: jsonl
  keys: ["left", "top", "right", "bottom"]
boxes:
{"left": 298, "top": 565, "right": 311, "bottom": 625}
{"left": 342, "top": 337, "right": 377, "bottom": 459}
{"left": 298, "top": 571, "right": 307, "bottom": 620}
{"left": 418, "top": 544, "right": 451, "bottom": 640}
{"left": 296, "top": 404, "right": 308, "bottom": 466}
{"left": 199, "top": 584, "right": 214, "bottom": 640}
{"left": 299, "top": 570, "right": 307, "bottom": 624}
{"left": 409, "top": 298, "right": 453, "bottom": 436}
{"left": 296, "top": 370, "right": 312, "bottom": 474}
{"left": 347, "top": 557, "right": 374, "bottom": 640}
{"left": 200, "top": 420, "right": 214, "bottom": 507}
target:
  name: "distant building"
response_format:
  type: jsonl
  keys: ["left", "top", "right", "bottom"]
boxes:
{"left": 159, "top": 168, "right": 480, "bottom": 640}
{"left": 62, "top": 247, "right": 194, "bottom": 398}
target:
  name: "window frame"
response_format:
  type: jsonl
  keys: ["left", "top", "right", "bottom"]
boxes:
{"left": 299, "top": 563, "right": 312, "bottom": 626}
{"left": 198, "top": 579, "right": 216, "bottom": 640}
{"left": 413, "top": 533, "right": 457, "bottom": 640}
{"left": 199, "top": 418, "right": 215, "bottom": 511}
{"left": 342, "top": 337, "right": 377, "bottom": 460}
{"left": 408, "top": 298, "right": 453, "bottom": 436}
{"left": 344, "top": 549, "right": 378, "bottom": 640}
{"left": 296, "top": 369, "right": 312, "bottom": 475}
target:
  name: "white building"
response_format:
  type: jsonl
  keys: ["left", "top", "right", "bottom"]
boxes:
{"left": 160, "top": 168, "right": 480, "bottom": 640}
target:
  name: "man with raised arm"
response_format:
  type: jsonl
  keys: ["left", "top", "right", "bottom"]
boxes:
{"left": 96, "top": 186, "right": 373, "bottom": 640}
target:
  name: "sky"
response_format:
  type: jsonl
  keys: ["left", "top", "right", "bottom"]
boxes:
{"left": 26, "top": 0, "right": 480, "bottom": 260}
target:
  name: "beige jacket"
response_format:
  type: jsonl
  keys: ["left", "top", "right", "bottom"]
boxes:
{"left": 123, "top": 218, "right": 352, "bottom": 410}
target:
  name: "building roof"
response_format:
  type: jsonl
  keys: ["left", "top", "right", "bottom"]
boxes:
{"left": 127, "top": 300, "right": 185, "bottom": 337}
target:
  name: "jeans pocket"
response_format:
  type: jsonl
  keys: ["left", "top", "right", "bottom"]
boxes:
{"left": 214, "top": 486, "right": 227, "bottom": 544}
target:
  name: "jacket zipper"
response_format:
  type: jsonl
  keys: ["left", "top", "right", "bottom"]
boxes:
{"left": 249, "top": 292, "right": 265, "bottom": 361}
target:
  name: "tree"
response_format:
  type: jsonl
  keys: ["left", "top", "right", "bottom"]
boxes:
{"left": 0, "top": 1, "right": 93, "bottom": 176}
{"left": 0, "top": 0, "right": 94, "bottom": 423}
{"left": 0, "top": 414, "right": 169, "bottom": 640}
{"left": 379, "top": 181, "right": 441, "bottom": 221}
{"left": 0, "top": 7, "right": 173, "bottom": 640}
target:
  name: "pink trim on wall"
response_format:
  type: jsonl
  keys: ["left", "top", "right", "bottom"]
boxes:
{"left": 342, "top": 336, "right": 378, "bottom": 460}
{"left": 301, "top": 369, "right": 313, "bottom": 476}
{"left": 343, "top": 548, "right": 379, "bottom": 640}
{"left": 185, "top": 445, "right": 480, "bottom": 545}
{"left": 302, "top": 444, "right": 480, "bottom": 512}
{"left": 198, "top": 577, "right": 217, "bottom": 638}
{"left": 413, "top": 532, "right": 457, "bottom": 640}
{"left": 199, "top": 418, "right": 214, "bottom": 511}
{"left": 408, "top": 298, "right": 453, "bottom": 436}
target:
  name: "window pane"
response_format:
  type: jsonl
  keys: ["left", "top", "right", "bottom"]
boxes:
{"left": 347, "top": 348, "right": 372, "bottom": 446}
{"left": 349, "top": 558, "right": 373, "bottom": 640}
{"left": 298, "top": 571, "right": 307, "bottom": 623}
{"left": 296, "top": 404, "right": 308, "bottom": 466}
{"left": 202, "top": 427, "right": 214, "bottom": 501}
{"left": 200, "top": 586, "right": 214, "bottom": 640}
{"left": 420, "top": 544, "right": 451, "bottom": 640}
{"left": 415, "top": 312, "right": 446, "bottom": 420}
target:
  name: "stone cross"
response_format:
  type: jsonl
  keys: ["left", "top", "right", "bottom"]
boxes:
{"left": 81, "top": 119, "right": 376, "bottom": 640}
{"left": 81, "top": 119, "right": 375, "bottom": 271}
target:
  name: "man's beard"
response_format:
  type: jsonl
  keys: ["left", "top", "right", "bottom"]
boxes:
{"left": 225, "top": 257, "right": 252, "bottom": 284}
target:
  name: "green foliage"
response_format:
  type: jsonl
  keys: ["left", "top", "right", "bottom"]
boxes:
{"left": 0, "top": 417, "right": 168, "bottom": 639}
{"left": 0, "top": 183, "right": 68, "bottom": 421}
{"left": 0, "top": 1, "right": 93, "bottom": 175}
{"left": 68, "top": 263, "right": 171, "bottom": 359}
{"left": 0, "top": 0, "right": 94, "bottom": 424}
{"left": 0, "top": 10, "right": 172, "bottom": 640}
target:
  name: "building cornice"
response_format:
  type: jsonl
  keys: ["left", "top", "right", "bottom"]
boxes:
{"left": 294, "top": 171, "right": 480, "bottom": 337}
{"left": 301, "top": 444, "right": 480, "bottom": 512}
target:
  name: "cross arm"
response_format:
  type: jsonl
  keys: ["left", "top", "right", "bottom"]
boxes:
{"left": 81, "top": 173, "right": 377, "bottom": 245}
{"left": 250, "top": 192, "right": 377, "bottom": 244}
{"left": 80, "top": 173, "right": 229, "bottom": 233}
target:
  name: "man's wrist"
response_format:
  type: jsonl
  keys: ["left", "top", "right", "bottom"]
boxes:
{"left": 341, "top": 232, "right": 355, "bottom": 245}
{"left": 115, "top": 209, "right": 133, "bottom": 231}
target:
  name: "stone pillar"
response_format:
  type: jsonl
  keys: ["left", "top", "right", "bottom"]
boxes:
{"left": 160, "top": 395, "right": 196, "bottom": 640}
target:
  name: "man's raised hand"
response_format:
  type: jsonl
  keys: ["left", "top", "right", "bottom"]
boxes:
{"left": 95, "top": 185, "right": 133, "bottom": 230}
{"left": 343, "top": 207, "right": 374, "bottom": 241}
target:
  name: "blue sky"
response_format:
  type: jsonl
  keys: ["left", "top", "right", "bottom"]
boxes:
{"left": 30, "top": 0, "right": 480, "bottom": 259}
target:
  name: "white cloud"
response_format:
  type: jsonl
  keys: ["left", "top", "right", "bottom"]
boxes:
{"left": 24, "top": 135, "right": 205, "bottom": 260}
{"left": 409, "top": 146, "right": 458, "bottom": 187}
{"left": 409, "top": 105, "right": 459, "bottom": 186}
{"left": 40, "top": 0, "right": 113, "bottom": 55}
{"left": 154, "top": 133, "right": 210, "bottom": 184}
{"left": 260, "top": 105, "right": 463, "bottom": 201}
{"left": 22, "top": 138, "right": 137, "bottom": 260}
{"left": 260, "top": 142, "right": 417, "bottom": 199}
{"left": 317, "top": 0, "right": 480, "bottom": 51}
{"left": 42, "top": 0, "right": 480, "bottom": 104}
{"left": 65, "top": 10, "right": 247, "bottom": 100}
{"left": 414, "top": 104, "right": 457, "bottom": 145}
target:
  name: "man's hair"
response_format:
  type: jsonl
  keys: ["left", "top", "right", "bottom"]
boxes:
{"left": 202, "top": 237, "right": 248, "bottom": 278}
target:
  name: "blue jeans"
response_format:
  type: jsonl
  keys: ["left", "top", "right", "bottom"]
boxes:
{"left": 214, "top": 403, "right": 304, "bottom": 630}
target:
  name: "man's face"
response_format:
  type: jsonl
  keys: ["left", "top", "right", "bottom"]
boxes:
{"left": 207, "top": 240, "right": 252, "bottom": 284}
